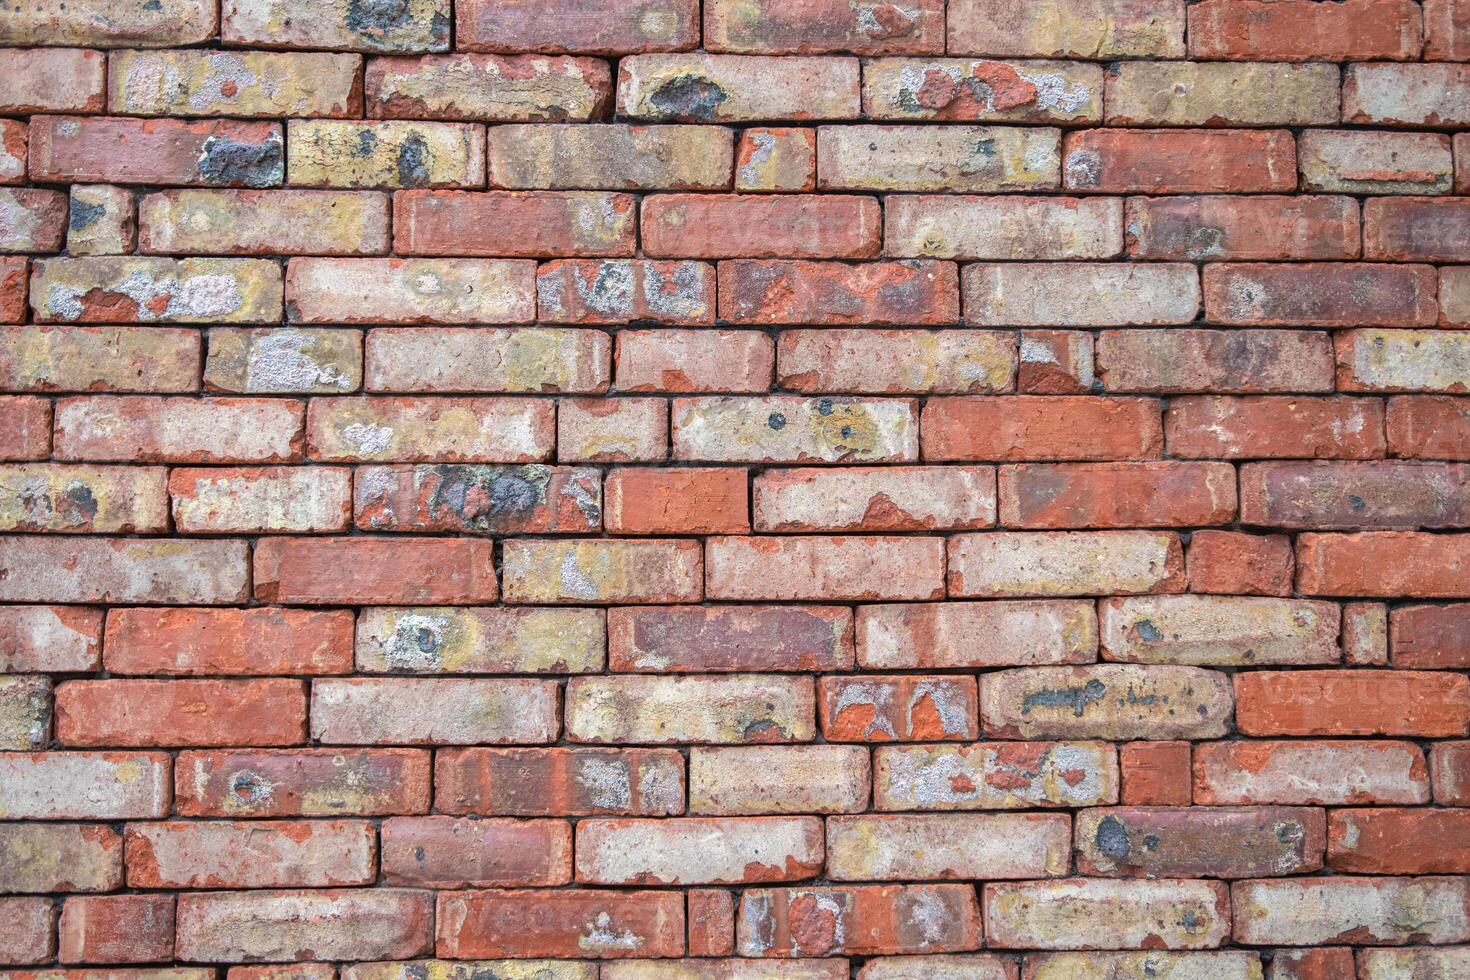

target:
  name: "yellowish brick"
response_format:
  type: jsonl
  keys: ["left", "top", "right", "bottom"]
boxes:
{"left": 109, "top": 50, "right": 363, "bottom": 118}
{"left": 0, "top": 325, "right": 200, "bottom": 393}
{"left": 0, "top": 464, "right": 168, "bottom": 534}
{"left": 566, "top": 675, "right": 815, "bottom": 744}
{"left": 818, "top": 125, "right": 1060, "bottom": 192}
{"left": 30, "top": 257, "right": 282, "bottom": 324}
{"left": 501, "top": 539, "right": 703, "bottom": 604}
{"left": 487, "top": 123, "right": 733, "bottom": 190}
{"left": 205, "top": 327, "right": 362, "bottom": 395}
{"left": 140, "top": 190, "right": 389, "bottom": 256}
{"left": 288, "top": 120, "right": 485, "bottom": 189}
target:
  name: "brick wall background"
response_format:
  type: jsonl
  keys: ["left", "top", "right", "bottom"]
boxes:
{"left": 1, "top": 0, "right": 1469, "bottom": 975}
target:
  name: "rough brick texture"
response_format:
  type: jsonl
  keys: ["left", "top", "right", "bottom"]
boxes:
{"left": 0, "top": 0, "right": 1465, "bottom": 971}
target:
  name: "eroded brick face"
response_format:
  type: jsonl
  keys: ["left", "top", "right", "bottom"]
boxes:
{"left": 1, "top": 0, "right": 1466, "bottom": 972}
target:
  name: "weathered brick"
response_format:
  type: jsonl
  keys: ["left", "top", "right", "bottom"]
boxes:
{"left": 381, "top": 816, "right": 570, "bottom": 888}
{"left": 58, "top": 894, "right": 174, "bottom": 965}
{"left": 1232, "top": 877, "right": 1470, "bottom": 946}
{"left": 821, "top": 674, "right": 978, "bottom": 742}
{"left": 1241, "top": 460, "right": 1470, "bottom": 530}
{"left": 858, "top": 600, "right": 1097, "bottom": 669}
{"left": 819, "top": 125, "right": 1059, "bottom": 192}
{"left": 1359, "top": 949, "right": 1470, "bottom": 979}
{"left": 287, "top": 257, "right": 534, "bottom": 324}
{"left": 32, "top": 256, "right": 282, "bottom": 324}
{"left": 204, "top": 327, "right": 360, "bottom": 395}
{"left": 988, "top": 879, "right": 1230, "bottom": 949}
{"left": 577, "top": 817, "right": 823, "bottom": 886}
{"left": 673, "top": 395, "right": 918, "bottom": 463}
{"left": 0, "top": 463, "right": 168, "bottom": 533}
{"left": 0, "top": 536, "right": 248, "bottom": 604}
{"left": 311, "top": 397, "right": 553, "bottom": 464}
{"left": 170, "top": 466, "right": 351, "bottom": 533}
{"left": 355, "top": 464, "right": 600, "bottom": 534}
{"left": 231, "top": 964, "right": 340, "bottom": 980}
{"left": 1297, "top": 531, "right": 1470, "bottom": 597}
{"left": 0, "top": 188, "right": 68, "bottom": 253}
{"left": 1025, "top": 952, "right": 1261, "bottom": 979}
{"left": 29, "top": 116, "right": 284, "bottom": 187}
{"left": 140, "top": 190, "right": 388, "bottom": 256}
{"left": 0, "top": 48, "right": 105, "bottom": 114}
{"left": 1166, "top": 396, "right": 1386, "bottom": 460}
{"left": 55, "top": 396, "right": 302, "bottom": 463}
{"left": 1366, "top": 198, "right": 1470, "bottom": 262}
{"left": 887, "top": 195, "right": 1118, "bottom": 261}
{"left": 719, "top": 259, "right": 958, "bottom": 325}
{"left": 1269, "top": 948, "right": 1357, "bottom": 980}
{"left": 347, "top": 964, "right": 593, "bottom": 980}
{"left": 1236, "top": 670, "right": 1470, "bottom": 737}
{"left": 1328, "top": 808, "right": 1470, "bottom": 874}
{"left": 982, "top": 664, "right": 1233, "bottom": 740}
{"left": 174, "top": 747, "right": 431, "bottom": 817}
{"left": 1194, "top": 740, "right": 1429, "bottom": 805}
{"left": 364, "top": 327, "right": 609, "bottom": 392}
{"left": 1427, "top": 0, "right": 1470, "bottom": 58}
{"left": 0, "top": 0, "right": 213, "bottom": 45}
{"left": 642, "top": 194, "right": 876, "bottom": 259}
{"left": 1185, "top": 531, "right": 1295, "bottom": 596}
{"left": 559, "top": 397, "right": 668, "bottom": 462}
{"left": 223, "top": 0, "right": 449, "bottom": 52}
{"left": 458, "top": 0, "right": 699, "bottom": 54}
{"left": 999, "top": 461, "right": 1236, "bottom": 528}
{"left": 1121, "top": 741, "right": 1191, "bottom": 807}
{"left": 616, "top": 329, "right": 772, "bottom": 393}
{"left": 0, "top": 895, "right": 53, "bottom": 964}
{"left": 66, "top": 185, "right": 135, "bottom": 256}
{"left": 0, "top": 255, "right": 25, "bottom": 320}
{"left": 707, "top": 535, "right": 944, "bottom": 601}
{"left": 488, "top": 123, "right": 733, "bottom": 190}
{"left": 0, "top": 823, "right": 121, "bottom": 894}
{"left": 1344, "top": 602, "right": 1391, "bottom": 666}
{"left": 395, "top": 191, "right": 634, "bottom": 257}
{"left": 753, "top": 465, "right": 995, "bottom": 532}
{"left": 687, "top": 890, "right": 736, "bottom": 958}
{"left": 1445, "top": 267, "right": 1470, "bottom": 327}
{"left": 502, "top": 539, "right": 702, "bottom": 603}
{"left": 1101, "top": 595, "right": 1338, "bottom": 666}
{"left": 1300, "top": 131, "right": 1455, "bottom": 195}
{"left": 1189, "top": 0, "right": 1422, "bottom": 60}
{"left": 609, "top": 605, "right": 848, "bottom": 675}
{"left": 0, "top": 675, "right": 50, "bottom": 750}
{"left": 948, "top": 0, "right": 1185, "bottom": 59}
{"left": 737, "top": 884, "right": 982, "bottom": 957}
{"left": 110, "top": 50, "right": 362, "bottom": 118}
{"left": 1064, "top": 129, "right": 1296, "bottom": 193}
{"left": 1434, "top": 742, "right": 1470, "bottom": 804}
{"left": 923, "top": 396, "right": 1162, "bottom": 462}
{"left": 357, "top": 606, "right": 603, "bottom": 674}
{"left": 1098, "top": 329, "right": 1335, "bottom": 394}
{"left": 254, "top": 536, "right": 498, "bottom": 604}
{"left": 705, "top": 0, "right": 945, "bottom": 55}
{"left": 437, "top": 889, "right": 685, "bottom": 959}
{"left": 604, "top": 467, "right": 749, "bottom": 534}
{"left": 691, "top": 744, "right": 869, "bottom": 815}
{"left": 289, "top": 120, "right": 483, "bottom": 189}
{"left": 176, "top": 889, "right": 434, "bottom": 962}
{"left": 1205, "top": 260, "right": 1434, "bottom": 326}
{"left": 366, "top": 53, "right": 611, "bottom": 121}
{"left": 0, "top": 395, "right": 50, "bottom": 460}
{"left": 875, "top": 741, "right": 1119, "bottom": 811}
{"left": 0, "top": 605, "right": 102, "bottom": 673}
{"left": 778, "top": 329, "right": 1013, "bottom": 395}
{"left": 1125, "top": 195, "right": 1360, "bottom": 261}
{"left": 863, "top": 58, "right": 1102, "bottom": 124}
{"left": 1337, "top": 328, "right": 1470, "bottom": 393}
{"left": 829, "top": 813, "right": 1070, "bottom": 881}
{"left": 863, "top": 955, "right": 1014, "bottom": 980}
{"left": 56, "top": 678, "right": 306, "bottom": 748}
{"left": 1076, "top": 806, "right": 1325, "bottom": 878}
{"left": 619, "top": 54, "right": 859, "bottom": 122}
{"left": 1343, "top": 64, "right": 1470, "bottom": 128}
{"left": 0, "top": 751, "right": 171, "bottom": 820}
{"left": 126, "top": 820, "right": 375, "bottom": 889}
{"left": 106, "top": 607, "right": 352, "bottom": 676}
{"left": 311, "top": 677, "right": 557, "bottom": 745}
{"left": 566, "top": 675, "right": 815, "bottom": 745}
{"left": 948, "top": 531, "right": 1186, "bottom": 598}
{"left": 965, "top": 262, "right": 1198, "bottom": 326}
{"left": 736, "top": 128, "right": 816, "bottom": 192}
{"left": 1392, "top": 603, "right": 1470, "bottom": 668}
{"left": 1390, "top": 395, "right": 1470, "bottom": 460}
{"left": 1107, "top": 62, "right": 1338, "bottom": 127}
{"left": 436, "top": 746, "right": 683, "bottom": 817}
{"left": 0, "top": 325, "right": 200, "bottom": 393}
{"left": 539, "top": 260, "right": 714, "bottom": 324}
{"left": 0, "top": 120, "right": 24, "bottom": 187}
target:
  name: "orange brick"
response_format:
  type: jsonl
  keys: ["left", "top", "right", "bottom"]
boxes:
{"left": 604, "top": 467, "right": 749, "bottom": 534}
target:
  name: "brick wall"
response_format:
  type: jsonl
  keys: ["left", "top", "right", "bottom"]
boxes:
{"left": 1, "top": 0, "right": 1469, "bottom": 975}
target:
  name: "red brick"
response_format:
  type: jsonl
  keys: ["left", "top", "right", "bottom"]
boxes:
{"left": 354, "top": 463, "right": 601, "bottom": 534}
{"left": 365, "top": 53, "right": 613, "bottom": 120}
{"left": 642, "top": 194, "right": 879, "bottom": 258}
{"left": 1365, "top": 197, "right": 1470, "bottom": 262}
{"left": 104, "top": 607, "right": 353, "bottom": 676}
{"left": 1000, "top": 462, "right": 1236, "bottom": 529}
{"left": 705, "top": 0, "right": 944, "bottom": 54}
{"left": 174, "top": 748, "right": 431, "bottom": 817}
{"left": 1064, "top": 129, "right": 1296, "bottom": 193}
{"left": 820, "top": 674, "right": 979, "bottom": 742}
{"left": 29, "top": 115, "right": 283, "bottom": 187}
{"left": 125, "top": 820, "right": 376, "bottom": 889}
{"left": 435, "top": 746, "right": 684, "bottom": 816}
{"left": 1297, "top": 531, "right": 1470, "bottom": 597}
{"left": 923, "top": 396, "right": 1162, "bottom": 462}
{"left": 254, "top": 536, "right": 498, "bottom": 604}
{"left": 0, "top": 48, "right": 105, "bottom": 114}
{"left": 458, "top": 0, "right": 698, "bottom": 54}
{"left": 381, "top": 816, "right": 571, "bottom": 887}
{"left": 0, "top": 537, "right": 249, "bottom": 605}
{"left": 1433, "top": 741, "right": 1470, "bottom": 804}
{"left": 1189, "top": 0, "right": 1423, "bottom": 60}
{"left": 577, "top": 816, "right": 823, "bottom": 885}
{"left": 616, "top": 330, "right": 772, "bottom": 393}
{"left": 437, "top": 889, "right": 685, "bottom": 958}
{"left": 688, "top": 890, "right": 735, "bottom": 957}
{"left": 1236, "top": 670, "right": 1470, "bottom": 737}
{"left": 1392, "top": 603, "right": 1470, "bottom": 668}
{"left": 609, "top": 605, "right": 851, "bottom": 674}
{"left": 1241, "top": 460, "right": 1470, "bottom": 530}
{"left": 1166, "top": 396, "right": 1386, "bottom": 460}
{"left": 1232, "top": 877, "right": 1470, "bottom": 946}
{"left": 1097, "top": 329, "right": 1335, "bottom": 394}
{"left": 176, "top": 889, "right": 433, "bottom": 962}
{"left": 754, "top": 465, "right": 995, "bottom": 532}
{"left": 54, "top": 396, "right": 303, "bottom": 464}
{"left": 0, "top": 896, "right": 53, "bottom": 965}
{"left": 539, "top": 259, "right": 715, "bottom": 325}
{"left": 948, "top": 0, "right": 1186, "bottom": 59}
{"left": 58, "top": 894, "right": 174, "bottom": 964}
{"left": 1427, "top": 0, "right": 1470, "bottom": 59}
{"left": 1187, "top": 531, "right": 1294, "bottom": 596}
{"left": 1390, "top": 395, "right": 1470, "bottom": 459}
{"left": 1125, "top": 195, "right": 1360, "bottom": 261}
{"left": 1121, "top": 741, "right": 1191, "bottom": 806}
{"left": 706, "top": 535, "right": 945, "bottom": 601}
{"left": 1194, "top": 740, "right": 1429, "bottom": 805}
{"left": 55, "top": 678, "right": 307, "bottom": 748}
{"left": 736, "top": 884, "right": 982, "bottom": 956}
{"left": 0, "top": 120, "right": 23, "bottom": 186}
{"left": 1270, "top": 948, "right": 1356, "bottom": 980}
{"left": 0, "top": 256, "right": 25, "bottom": 322}
{"left": 0, "top": 395, "right": 49, "bottom": 460}
{"left": 0, "top": 606, "right": 102, "bottom": 673}
{"left": 604, "top": 467, "right": 748, "bottom": 534}
{"left": 1204, "top": 262, "right": 1439, "bottom": 327}
{"left": 858, "top": 599, "right": 1096, "bottom": 669}
{"left": 1076, "top": 806, "right": 1325, "bottom": 878}
{"left": 394, "top": 190, "right": 635, "bottom": 257}
{"left": 1329, "top": 808, "right": 1470, "bottom": 874}
{"left": 718, "top": 259, "right": 959, "bottom": 325}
